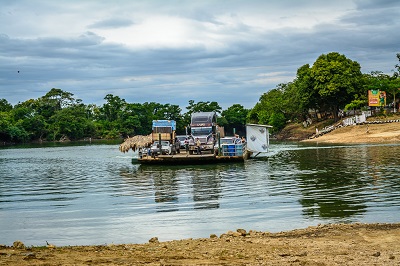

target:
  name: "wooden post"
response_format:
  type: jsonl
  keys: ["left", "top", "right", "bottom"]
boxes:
{"left": 159, "top": 133, "right": 162, "bottom": 155}
{"left": 217, "top": 132, "right": 221, "bottom": 156}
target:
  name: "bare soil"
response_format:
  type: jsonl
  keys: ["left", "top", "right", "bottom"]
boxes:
{"left": 303, "top": 122, "right": 400, "bottom": 144}
{"left": 275, "top": 119, "right": 335, "bottom": 140}
{"left": 1, "top": 223, "right": 399, "bottom": 265}
{"left": 277, "top": 114, "right": 400, "bottom": 143}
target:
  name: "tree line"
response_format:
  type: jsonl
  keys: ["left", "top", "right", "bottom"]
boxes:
{"left": 0, "top": 89, "right": 249, "bottom": 143}
{"left": 1, "top": 52, "right": 399, "bottom": 143}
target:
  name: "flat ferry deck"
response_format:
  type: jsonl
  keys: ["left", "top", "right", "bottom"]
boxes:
{"left": 135, "top": 150, "right": 247, "bottom": 165}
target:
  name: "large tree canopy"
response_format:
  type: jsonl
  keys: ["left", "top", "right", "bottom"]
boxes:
{"left": 247, "top": 85, "right": 286, "bottom": 132}
{"left": 310, "top": 52, "right": 363, "bottom": 120}
{"left": 221, "top": 104, "right": 249, "bottom": 135}
{"left": 249, "top": 52, "right": 399, "bottom": 130}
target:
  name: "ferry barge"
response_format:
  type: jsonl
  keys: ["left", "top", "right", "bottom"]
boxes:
{"left": 136, "top": 143, "right": 249, "bottom": 165}
{"left": 120, "top": 123, "right": 272, "bottom": 165}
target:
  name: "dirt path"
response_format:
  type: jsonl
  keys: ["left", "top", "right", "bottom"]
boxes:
{"left": 1, "top": 223, "right": 399, "bottom": 265}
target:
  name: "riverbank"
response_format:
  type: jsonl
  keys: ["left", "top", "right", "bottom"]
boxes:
{"left": 275, "top": 114, "right": 400, "bottom": 144}
{"left": 303, "top": 121, "right": 400, "bottom": 144}
{"left": 1, "top": 223, "right": 399, "bottom": 265}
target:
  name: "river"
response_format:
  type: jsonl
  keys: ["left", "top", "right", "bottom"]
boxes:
{"left": 0, "top": 141, "right": 399, "bottom": 246}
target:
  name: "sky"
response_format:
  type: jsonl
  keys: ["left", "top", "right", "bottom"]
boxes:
{"left": 1, "top": 0, "right": 399, "bottom": 110}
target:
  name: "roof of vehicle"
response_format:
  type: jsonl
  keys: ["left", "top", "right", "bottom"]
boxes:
{"left": 152, "top": 120, "right": 176, "bottom": 130}
{"left": 191, "top": 112, "right": 217, "bottom": 124}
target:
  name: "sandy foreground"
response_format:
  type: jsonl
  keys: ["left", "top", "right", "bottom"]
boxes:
{"left": 303, "top": 121, "right": 400, "bottom": 144}
{"left": 0, "top": 223, "right": 399, "bottom": 265}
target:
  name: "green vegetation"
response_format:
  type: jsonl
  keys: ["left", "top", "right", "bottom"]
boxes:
{"left": 1, "top": 52, "right": 399, "bottom": 143}
{"left": 248, "top": 52, "right": 400, "bottom": 132}
{"left": 0, "top": 89, "right": 247, "bottom": 143}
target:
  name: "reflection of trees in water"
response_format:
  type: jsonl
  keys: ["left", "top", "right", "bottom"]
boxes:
{"left": 120, "top": 165, "right": 224, "bottom": 211}
{"left": 360, "top": 146, "right": 400, "bottom": 189}
{"left": 298, "top": 173, "right": 368, "bottom": 219}
{"left": 117, "top": 166, "right": 154, "bottom": 197}
{"left": 152, "top": 170, "right": 178, "bottom": 204}
{"left": 295, "top": 145, "right": 400, "bottom": 220}
{"left": 118, "top": 166, "right": 179, "bottom": 212}
{"left": 293, "top": 147, "right": 369, "bottom": 220}
{"left": 119, "top": 167, "right": 179, "bottom": 201}
{"left": 191, "top": 167, "right": 221, "bottom": 210}
{"left": 142, "top": 167, "right": 179, "bottom": 212}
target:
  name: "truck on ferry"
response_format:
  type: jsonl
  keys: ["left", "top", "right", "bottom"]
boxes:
{"left": 187, "top": 112, "right": 218, "bottom": 154}
{"left": 150, "top": 120, "right": 180, "bottom": 155}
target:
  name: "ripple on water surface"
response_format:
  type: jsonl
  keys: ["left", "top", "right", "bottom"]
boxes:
{"left": 0, "top": 143, "right": 399, "bottom": 246}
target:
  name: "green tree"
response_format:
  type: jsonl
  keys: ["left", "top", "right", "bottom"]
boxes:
{"left": 127, "top": 103, "right": 153, "bottom": 135}
{"left": 361, "top": 70, "right": 400, "bottom": 112}
{"left": 0, "top": 99, "right": 12, "bottom": 112}
{"left": 396, "top": 53, "right": 400, "bottom": 72}
{"left": 185, "top": 100, "right": 222, "bottom": 115}
{"left": 37, "top": 88, "right": 76, "bottom": 119}
{"left": 7, "top": 124, "right": 29, "bottom": 142}
{"left": 119, "top": 103, "right": 146, "bottom": 137}
{"left": 96, "top": 94, "right": 127, "bottom": 138}
{"left": 389, "top": 54, "right": 400, "bottom": 111}
{"left": 364, "top": 71, "right": 391, "bottom": 91}
{"left": 247, "top": 86, "right": 287, "bottom": 132}
{"left": 288, "top": 64, "right": 317, "bottom": 120}
{"left": 100, "top": 94, "right": 127, "bottom": 122}
{"left": 268, "top": 112, "right": 286, "bottom": 130}
{"left": 48, "top": 104, "right": 94, "bottom": 141}
{"left": 310, "top": 52, "right": 363, "bottom": 121}
{"left": 0, "top": 112, "right": 12, "bottom": 141}
{"left": 11, "top": 99, "right": 47, "bottom": 141}
{"left": 221, "top": 104, "right": 249, "bottom": 135}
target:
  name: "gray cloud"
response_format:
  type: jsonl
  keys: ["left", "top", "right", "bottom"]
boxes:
{"left": 0, "top": 0, "right": 399, "bottom": 110}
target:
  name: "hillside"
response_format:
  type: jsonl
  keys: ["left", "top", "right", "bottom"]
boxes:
{"left": 276, "top": 114, "right": 400, "bottom": 144}
{"left": 275, "top": 119, "right": 335, "bottom": 140}
{"left": 304, "top": 122, "right": 400, "bottom": 144}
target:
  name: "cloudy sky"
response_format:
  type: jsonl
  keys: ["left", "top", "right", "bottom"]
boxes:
{"left": 1, "top": 0, "right": 399, "bottom": 110}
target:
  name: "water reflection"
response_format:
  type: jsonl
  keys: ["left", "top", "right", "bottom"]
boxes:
{"left": 152, "top": 169, "right": 179, "bottom": 212}
{"left": 290, "top": 144, "right": 400, "bottom": 221}
{"left": 117, "top": 144, "right": 400, "bottom": 221}
{"left": 191, "top": 166, "right": 221, "bottom": 210}
{"left": 1, "top": 143, "right": 399, "bottom": 246}
{"left": 131, "top": 165, "right": 225, "bottom": 211}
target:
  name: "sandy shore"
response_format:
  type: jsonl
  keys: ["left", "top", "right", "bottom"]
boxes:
{"left": 303, "top": 121, "right": 400, "bottom": 144}
{"left": 1, "top": 223, "right": 399, "bottom": 265}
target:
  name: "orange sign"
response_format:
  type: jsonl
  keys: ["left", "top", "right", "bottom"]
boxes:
{"left": 368, "top": 90, "right": 386, "bottom": 107}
